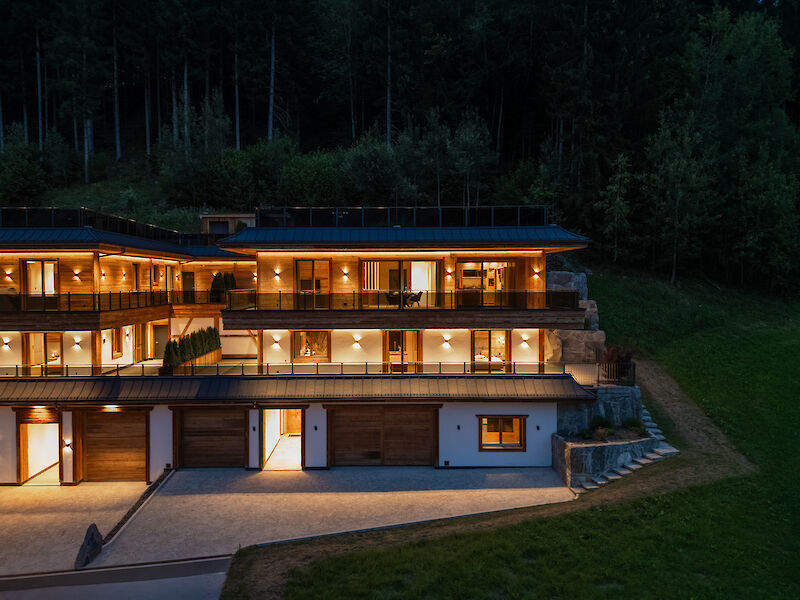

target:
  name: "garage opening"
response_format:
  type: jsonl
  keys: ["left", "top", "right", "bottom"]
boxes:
{"left": 20, "top": 422, "right": 60, "bottom": 485}
{"left": 83, "top": 410, "right": 148, "bottom": 481}
{"left": 178, "top": 408, "right": 247, "bottom": 468}
{"left": 264, "top": 409, "right": 302, "bottom": 470}
{"left": 328, "top": 405, "right": 437, "bottom": 466}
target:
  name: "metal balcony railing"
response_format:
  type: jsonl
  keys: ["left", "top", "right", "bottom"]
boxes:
{"left": 225, "top": 289, "right": 580, "bottom": 311}
{"left": 0, "top": 361, "right": 635, "bottom": 386}
{"left": 0, "top": 290, "right": 231, "bottom": 312}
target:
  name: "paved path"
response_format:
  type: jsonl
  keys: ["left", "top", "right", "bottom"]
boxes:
{"left": 93, "top": 467, "right": 573, "bottom": 567}
{"left": 0, "top": 482, "right": 145, "bottom": 576}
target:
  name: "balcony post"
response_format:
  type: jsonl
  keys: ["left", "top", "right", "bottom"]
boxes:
{"left": 67, "top": 292, "right": 71, "bottom": 311}
{"left": 116, "top": 364, "right": 120, "bottom": 376}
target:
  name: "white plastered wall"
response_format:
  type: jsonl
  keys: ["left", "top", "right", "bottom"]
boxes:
{"left": 63, "top": 331, "right": 92, "bottom": 372}
{"left": 438, "top": 402, "right": 557, "bottom": 467}
{"left": 510, "top": 329, "right": 539, "bottom": 373}
{"left": 171, "top": 317, "right": 215, "bottom": 338}
{"left": 421, "top": 329, "right": 470, "bottom": 373}
{"left": 0, "top": 332, "right": 22, "bottom": 376}
{"left": 304, "top": 404, "right": 327, "bottom": 468}
{"left": 0, "top": 407, "right": 16, "bottom": 483}
{"left": 101, "top": 325, "right": 134, "bottom": 366}
{"left": 149, "top": 406, "right": 172, "bottom": 482}
{"left": 330, "top": 329, "right": 381, "bottom": 373}
{"left": 61, "top": 411, "right": 75, "bottom": 483}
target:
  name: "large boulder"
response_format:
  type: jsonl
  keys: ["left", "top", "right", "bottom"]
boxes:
{"left": 547, "top": 270, "right": 588, "bottom": 301}
{"left": 74, "top": 523, "right": 103, "bottom": 569}
{"left": 544, "top": 329, "right": 605, "bottom": 363}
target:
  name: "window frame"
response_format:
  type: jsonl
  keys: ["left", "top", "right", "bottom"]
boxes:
{"left": 477, "top": 415, "right": 527, "bottom": 452}
{"left": 111, "top": 327, "right": 124, "bottom": 359}
{"left": 470, "top": 329, "right": 511, "bottom": 373}
{"left": 290, "top": 330, "right": 331, "bottom": 363}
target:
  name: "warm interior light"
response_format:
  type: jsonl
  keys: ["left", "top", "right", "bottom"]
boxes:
{"left": 33, "top": 405, "right": 45, "bottom": 409}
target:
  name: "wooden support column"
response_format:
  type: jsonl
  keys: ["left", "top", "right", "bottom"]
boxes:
{"left": 538, "top": 328, "right": 545, "bottom": 374}
{"left": 90, "top": 330, "right": 102, "bottom": 370}
{"left": 257, "top": 330, "right": 264, "bottom": 374}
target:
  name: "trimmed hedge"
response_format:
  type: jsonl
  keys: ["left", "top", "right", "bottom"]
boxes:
{"left": 162, "top": 327, "right": 222, "bottom": 368}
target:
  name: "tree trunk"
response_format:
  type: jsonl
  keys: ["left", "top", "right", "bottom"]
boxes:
{"left": 171, "top": 68, "right": 178, "bottom": 143}
{"left": 183, "top": 60, "right": 190, "bottom": 160}
{"left": 113, "top": 31, "right": 121, "bottom": 160}
{"left": 0, "top": 94, "right": 4, "bottom": 153}
{"left": 36, "top": 28, "right": 43, "bottom": 153}
{"left": 496, "top": 88, "right": 504, "bottom": 156}
{"left": 156, "top": 44, "right": 162, "bottom": 143}
{"left": 83, "top": 119, "right": 90, "bottom": 183}
{"left": 267, "top": 22, "right": 275, "bottom": 141}
{"left": 23, "top": 103, "right": 29, "bottom": 144}
{"left": 385, "top": 0, "right": 391, "bottom": 149}
{"left": 43, "top": 55, "right": 49, "bottom": 141}
{"left": 88, "top": 118, "right": 94, "bottom": 155}
{"left": 204, "top": 66, "right": 209, "bottom": 152}
{"left": 73, "top": 119, "right": 79, "bottom": 151}
{"left": 144, "top": 68, "right": 151, "bottom": 156}
{"left": 234, "top": 43, "right": 241, "bottom": 150}
{"left": 436, "top": 165, "right": 441, "bottom": 209}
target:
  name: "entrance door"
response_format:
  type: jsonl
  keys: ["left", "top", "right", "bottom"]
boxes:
{"left": 17, "top": 407, "right": 61, "bottom": 484}
{"left": 328, "top": 406, "right": 436, "bottom": 466}
{"left": 152, "top": 324, "right": 169, "bottom": 359}
{"left": 182, "top": 271, "right": 195, "bottom": 303}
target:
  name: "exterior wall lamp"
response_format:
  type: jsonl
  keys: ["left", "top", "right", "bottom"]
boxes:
{"left": 4, "top": 271, "right": 13, "bottom": 280}
{"left": 1, "top": 338, "right": 9, "bottom": 350}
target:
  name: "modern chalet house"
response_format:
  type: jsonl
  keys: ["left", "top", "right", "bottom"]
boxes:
{"left": 0, "top": 205, "right": 619, "bottom": 486}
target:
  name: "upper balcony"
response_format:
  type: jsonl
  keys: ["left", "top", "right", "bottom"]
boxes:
{"left": 0, "top": 290, "right": 225, "bottom": 330}
{"left": 222, "top": 289, "right": 584, "bottom": 330}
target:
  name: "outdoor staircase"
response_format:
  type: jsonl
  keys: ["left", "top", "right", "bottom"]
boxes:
{"left": 575, "top": 403, "right": 679, "bottom": 494}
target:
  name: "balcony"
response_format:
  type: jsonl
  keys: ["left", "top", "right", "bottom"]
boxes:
{"left": 223, "top": 289, "right": 585, "bottom": 330}
{"left": 0, "top": 290, "right": 226, "bottom": 330}
{"left": 0, "top": 361, "right": 635, "bottom": 388}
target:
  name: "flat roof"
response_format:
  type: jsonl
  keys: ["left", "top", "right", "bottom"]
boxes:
{"left": 220, "top": 225, "right": 589, "bottom": 249}
{"left": 0, "top": 374, "right": 595, "bottom": 404}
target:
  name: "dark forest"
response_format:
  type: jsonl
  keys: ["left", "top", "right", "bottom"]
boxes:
{"left": 1, "top": 1, "right": 799, "bottom": 289}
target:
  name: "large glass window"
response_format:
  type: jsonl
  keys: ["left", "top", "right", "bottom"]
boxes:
{"left": 25, "top": 333, "right": 62, "bottom": 373}
{"left": 472, "top": 330, "right": 509, "bottom": 372}
{"left": 24, "top": 260, "right": 58, "bottom": 309}
{"left": 292, "top": 331, "right": 330, "bottom": 362}
{"left": 384, "top": 330, "right": 420, "bottom": 373}
{"left": 479, "top": 416, "right": 525, "bottom": 451}
{"left": 456, "top": 261, "right": 516, "bottom": 307}
{"left": 296, "top": 260, "right": 330, "bottom": 309}
{"left": 361, "top": 260, "right": 439, "bottom": 308}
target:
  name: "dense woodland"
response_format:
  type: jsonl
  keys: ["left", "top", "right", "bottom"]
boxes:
{"left": 0, "top": 1, "right": 799, "bottom": 290}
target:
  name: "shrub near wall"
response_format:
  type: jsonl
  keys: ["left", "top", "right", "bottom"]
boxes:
{"left": 162, "top": 327, "right": 222, "bottom": 372}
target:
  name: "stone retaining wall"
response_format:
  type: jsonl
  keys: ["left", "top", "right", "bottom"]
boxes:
{"left": 552, "top": 433, "right": 660, "bottom": 487}
{"left": 557, "top": 384, "right": 642, "bottom": 435}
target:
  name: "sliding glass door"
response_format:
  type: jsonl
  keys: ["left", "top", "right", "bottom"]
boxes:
{"left": 384, "top": 330, "right": 420, "bottom": 373}
{"left": 24, "top": 260, "right": 58, "bottom": 310}
{"left": 361, "top": 260, "right": 440, "bottom": 308}
{"left": 296, "top": 260, "right": 330, "bottom": 309}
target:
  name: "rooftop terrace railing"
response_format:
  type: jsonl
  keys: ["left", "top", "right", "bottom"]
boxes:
{"left": 226, "top": 289, "right": 580, "bottom": 311}
{"left": 0, "top": 361, "right": 635, "bottom": 387}
{"left": 256, "top": 205, "right": 549, "bottom": 228}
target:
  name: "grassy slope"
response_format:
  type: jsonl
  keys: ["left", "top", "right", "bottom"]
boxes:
{"left": 278, "top": 271, "right": 800, "bottom": 599}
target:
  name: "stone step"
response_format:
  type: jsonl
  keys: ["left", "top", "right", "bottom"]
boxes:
{"left": 642, "top": 421, "right": 657, "bottom": 428}
{"left": 591, "top": 476, "right": 609, "bottom": 485}
{"left": 611, "top": 467, "right": 632, "bottom": 476}
{"left": 646, "top": 427, "right": 662, "bottom": 434}
{"left": 653, "top": 434, "right": 666, "bottom": 441}
{"left": 654, "top": 445, "right": 679, "bottom": 457}
{"left": 645, "top": 452, "right": 663, "bottom": 461}
{"left": 624, "top": 463, "right": 643, "bottom": 471}
{"left": 582, "top": 481, "right": 600, "bottom": 490}
{"left": 604, "top": 472, "right": 622, "bottom": 481}
{"left": 641, "top": 409, "right": 651, "bottom": 416}
{"left": 634, "top": 457, "right": 653, "bottom": 466}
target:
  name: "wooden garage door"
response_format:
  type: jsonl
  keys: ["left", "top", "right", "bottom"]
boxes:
{"left": 84, "top": 411, "right": 147, "bottom": 481}
{"left": 329, "top": 406, "right": 436, "bottom": 466}
{"left": 180, "top": 408, "right": 247, "bottom": 468}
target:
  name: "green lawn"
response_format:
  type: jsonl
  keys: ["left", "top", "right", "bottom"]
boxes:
{"left": 270, "top": 272, "right": 799, "bottom": 599}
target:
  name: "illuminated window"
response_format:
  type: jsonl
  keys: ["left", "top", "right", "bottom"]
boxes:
{"left": 292, "top": 331, "right": 330, "bottom": 362}
{"left": 479, "top": 416, "right": 525, "bottom": 451}
{"left": 472, "top": 330, "right": 509, "bottom": 373}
